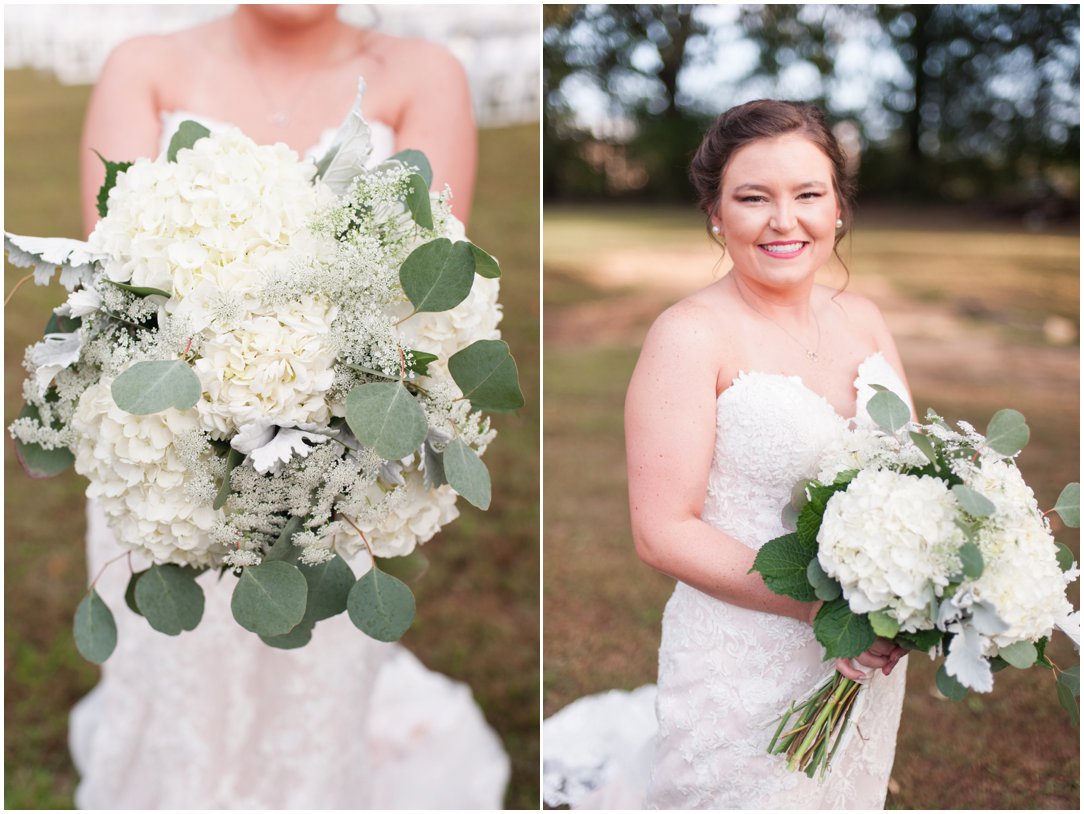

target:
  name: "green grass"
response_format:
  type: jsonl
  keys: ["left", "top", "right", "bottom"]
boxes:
{"left": 543, "top": 205, "right": 1079, "bottom": 809}
{"left": 4, "top": 69, "right": 539, "bottom": 810}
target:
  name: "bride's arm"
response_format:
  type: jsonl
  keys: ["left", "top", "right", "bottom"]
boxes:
{"left": 79, "top": 37, "right": 166, "bottom": 236}
{"left": 625, "top": 300, "right": 818, "bottom": 624}
{"left": 393, "top": 41, "right": 477, "bottom": 227}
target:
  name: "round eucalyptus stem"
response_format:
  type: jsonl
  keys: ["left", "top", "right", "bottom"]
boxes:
{"left": 89, "top": 550, "right": 132, "bottom": 589}
{"left": 3, "top": 272, "right": 35, "bottom": 307}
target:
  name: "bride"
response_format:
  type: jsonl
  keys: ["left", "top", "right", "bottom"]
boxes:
{"left": 545, "top": 101, "right": 910, "bottom": 809}
{"left": 72, "top": 5, "right": 506, "bottom": 809}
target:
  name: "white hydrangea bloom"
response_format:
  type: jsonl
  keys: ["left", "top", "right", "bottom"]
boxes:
{"left": 70, "top": 382, "right": 223, "bottom": 567}
{"left": 817, "top": 469, "right": 965, "bottom": 631}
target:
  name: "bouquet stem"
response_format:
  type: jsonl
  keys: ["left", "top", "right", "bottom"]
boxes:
{"left": 768, "top": 673, "right": 863, "bottom": 779}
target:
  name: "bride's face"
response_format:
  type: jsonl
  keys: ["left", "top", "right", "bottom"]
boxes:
{"left": 713, "top": 133, "right": 841, "bottom": 289}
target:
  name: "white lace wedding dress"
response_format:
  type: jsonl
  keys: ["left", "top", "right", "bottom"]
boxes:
{"left": 68, "top": 112, "right": 510, "bottom": 810}
{"left": 543, "top": 353, "right": 910, "bottom": 810}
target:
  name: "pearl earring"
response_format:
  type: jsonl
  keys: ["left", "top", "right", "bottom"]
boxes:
{"left": 711, "top": 224, "right": 720, "bottom": 235}
{"left": 835, "top": 218, "right": 843, "bottom": 229}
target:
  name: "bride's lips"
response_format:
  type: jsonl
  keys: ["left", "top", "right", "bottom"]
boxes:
{"left": 757, "top": 241, "right": 809, "bottom": 259}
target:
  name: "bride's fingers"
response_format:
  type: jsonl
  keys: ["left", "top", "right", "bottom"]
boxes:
{"left": 854, "top": 651, "right": 891, "bottom": 669}
{"left": 835, "top": 657, "right": 870, "bottom": 681}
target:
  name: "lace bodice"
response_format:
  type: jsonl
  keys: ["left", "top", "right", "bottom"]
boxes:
{"left": 543, "top": 352, "right": 910, "bottom": 810}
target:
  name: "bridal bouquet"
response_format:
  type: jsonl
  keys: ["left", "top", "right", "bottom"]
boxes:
{"left": 7, "top": 85, "right": 522, "bottom": 663}
{"left": 751, "top": 387, "right": 1079, "bottom": 779}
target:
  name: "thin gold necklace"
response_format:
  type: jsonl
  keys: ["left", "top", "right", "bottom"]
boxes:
{"left": 736, "top": 283, "right": 823, "bottom": 362}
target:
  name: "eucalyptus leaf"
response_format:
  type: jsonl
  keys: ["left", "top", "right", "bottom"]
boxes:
{"left": 448, "top": 339, "right": 524, "bottom": 412}
{"left": 13, "top": 402, "right": 74, "bottom": 478}
{"left": 1055, "top": 542, "right": 1075, "bottom": 573}
{"left": 265, "top": 515, "right": 305, "bottom": 564}
{"left": 103, "top": 278, "right": 170, "bottom": 298}
{"left": 375, "top": 550, "right": 430, "bottom": 585}
{"left": 985, "top": 408, "right": 1029, "bottom": 457}
{"left": 125, "top": 570, "right": 145, "bottom": 617}
{"left": 93, "top": 150, "right": 133, "bottom": 219}
{"left": 1056, "top": 681, "right": 1079, "bottom": 726}
{"left": 443, "top": 438, "right": 491, "bottom": 510}
{"left": 869, "top": 610, "right": 900, "bottom": 639}
{"left": 134, "top": 564, "right": 205, "bottom": 635}
{"left": 998, "top": 640, "right": 1038, "bottom": 669}
{"left": 789, "top": 479, "right": 813, "bottom": 512}
{"left": 422, "top": 440, "right": 447, "bottom": 489}
{"left": 388, "top": 149, "right": 433, "bottom": 186}
{"left": 405, "top": 173, "right": 434, "bottom": 229}
{"left": 957, "top": 542, "right": 984, "bottom": 579}
{"left": 867, "top": 389, "right": 911, "bottom": 433}
{"left": 44, "top": 312, "right": 81, "bottom": 336}
{"left": 111, "top": 359, "right": 201, "bottom": 415}
{"left": 813, "top": 598, "right": 876, "bottom": 660}
{"left": 467, "top": 242, "right": 501, "bottom": 278}
{"left": 806, "top": 557, "right": 841, "bottom": 602}
{"left": 166, "top": 120, "right": 211, "bottom": 162}
{"left": 345, "top": 382, "right": 428, "bottom": 460}
{"left": 935, "top": 663, "right": 969, "bottom": 701}
{"left": 908, "top": 431, "right": 940, "bottom": 469}
{"left": 347, "top": 568, "right": 416, "bottom": 642}
{"left": 952, "top": 484, "right": 996, "bottom": 518}
{"left": 1057, "top": 664, "right": 1080, "bottom": 696}
{"left": 213, "top": 447, "right": 245, "bottom": 510}
{"left": 299, "top": 555, "right": 356, "bottom": 622}
{"left": 399, "top": 238, "right": 475, "bottom": 313}
{"left": 231, "top": 561, "right": 308, "bottom": 637}
{"left": 260, "top": 622, "right": 314, "bottom": 650}
{"left": 1054, "top": 483, "right": 1080, "bottom": 529}
{"left": 750, "top": 532, "right": 817, "bottom": 602}
{"left": 73, "top": 589, "right": 117, "bottom": 664}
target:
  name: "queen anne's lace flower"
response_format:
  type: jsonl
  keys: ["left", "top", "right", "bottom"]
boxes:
{"left": 817, "top": 469, "right": 965, "bottom": 631}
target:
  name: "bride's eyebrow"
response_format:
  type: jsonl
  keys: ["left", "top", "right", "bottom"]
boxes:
{"left": 731, "top": 181, "right": 827, "bottom": 193}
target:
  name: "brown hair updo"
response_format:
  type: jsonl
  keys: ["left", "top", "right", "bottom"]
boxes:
{"left": 689, "top": 100, "right": 855, "bottom": 248}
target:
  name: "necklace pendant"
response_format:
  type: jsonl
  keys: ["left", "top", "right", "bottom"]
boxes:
{"left": 271, "top": 111, "right": 288, "bottom": 126}
{"left": 807, "top": 350, "right": 819, "bottom": 362}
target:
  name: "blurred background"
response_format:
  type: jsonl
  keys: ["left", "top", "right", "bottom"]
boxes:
{"left": 543, "top": 4, "right": 1079, "bottom": 809}
{"left": 4, "top": 4, "right": 539, "bottom": 809}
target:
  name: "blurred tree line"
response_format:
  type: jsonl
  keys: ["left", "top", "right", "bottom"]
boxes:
{"left": 544, "top": 4, "right": 1080, "bottom": 220}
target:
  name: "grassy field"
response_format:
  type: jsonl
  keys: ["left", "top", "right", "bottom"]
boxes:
{"left": 543, "top": 204, "right": 1079, "bottom": 809}
{"left": 4, "top": 69, "right": 540, "bottom": 809}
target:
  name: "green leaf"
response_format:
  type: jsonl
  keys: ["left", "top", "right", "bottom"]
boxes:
{"left": 443, "top": 438, "right": 491, "bottom": 510}
{"left": 957, "top": 542, "right": 984, "bottom": 579}
{"left": 111, "top": 359, "right": 201, "bottom": 415}
{"left": 134, "top": 564, "right": 205, "bottom": 635}
{"left": 422, "top": 440, "right": 448, "bottom": 489}
{"left": 404, "top": 173, "right": 434, "bottom": 229}
{"left": 407, "top": 349, "right": 439, "bottom": 376}
{"left": 13, "top": 402, "right": 74, "bottom": 478}
{"left": 448, "top": 339, "right": 525, "bottom": 412}
{"left": 936, "top": 663, "right": 969, "bottom": 701}
{"left": 44, "top": 312, "right": 81, "bottom": 335}
{"left": 749, "top": 532, "right": 817, "bottom": 602}
{"left": 166, "top": 120, "right": 211, "bottom": 162}
{"left": 399, "top": 238, "right": 475, "bottom": 313}
{"left": 1055, "top": 542, "right": 1075, "bottom": 573}
{"left": 264, "top": 516, "right": 305, "bottom": 564}
{"left": 345, "top": 382, "right": 428, "bottom": 460}
{"left": 213, "top": 447, "right": 245, "bottom": 510}
{"left": 124, "top": 570, "right": 145, "bottom": 617}
{"left": 103, "top": 278, "right": 170, "bottom": 299}
{"left": 1054, "top": 483, "right": 1080, "bottom": 529}
{"left": 93, "top": 150, "right": 133, "bottom": 218}
{"left": 298, "top": 555, "right": 356, "bottom": 623}
{"left": 813, "top": 598, "right": 876, "bottom": 660}
{"left": 73, "top": 589, "right": 117, "bottom": 664}
{"left": 467, "top": 241, "right": 501, "bottom": 278}
{"left": 806, "top": 557, "right": 841, "bottom": 602}
{"left": 898, "top": 627, "right": 943, "bottom": 652}
{"left": 795, "top": 482, "right": 845, "bottom": 547}
{"left": 375, "top": 549, "right": 430, "bottom": 585}
{"left": 998, "top": 640, "right": 1038, "bottom": 669}
{"left": 985, "top": 408, "right": 1030, "bottom": 457}
{"left": 388, "top": 149, "right": 433, "bottom": 186}
{"left": 869, "top": 610, "right": 900, "bottom": 639}
{"left": 952, "top": 484, "right": 996, "bottom": 518}
{"left": 347, "top": 568, "right": 416, "bottom": 642}
{"left": 908, "top": 431, "right": 940, "bottom": 469}
{"left": 231, "top": 561, "right": 308, "bottom": 637}
{"left": 1056, "top": 680, "right": 1079, "bottom": 726}
{"left": 1057, "top": 664, "right": 1080, "bottom": 696}
{"left": 259, "top": 622, "right": 314, "bottom": 650}
{"left": 867, "top": 389, "right": 911, "bottom": 433}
